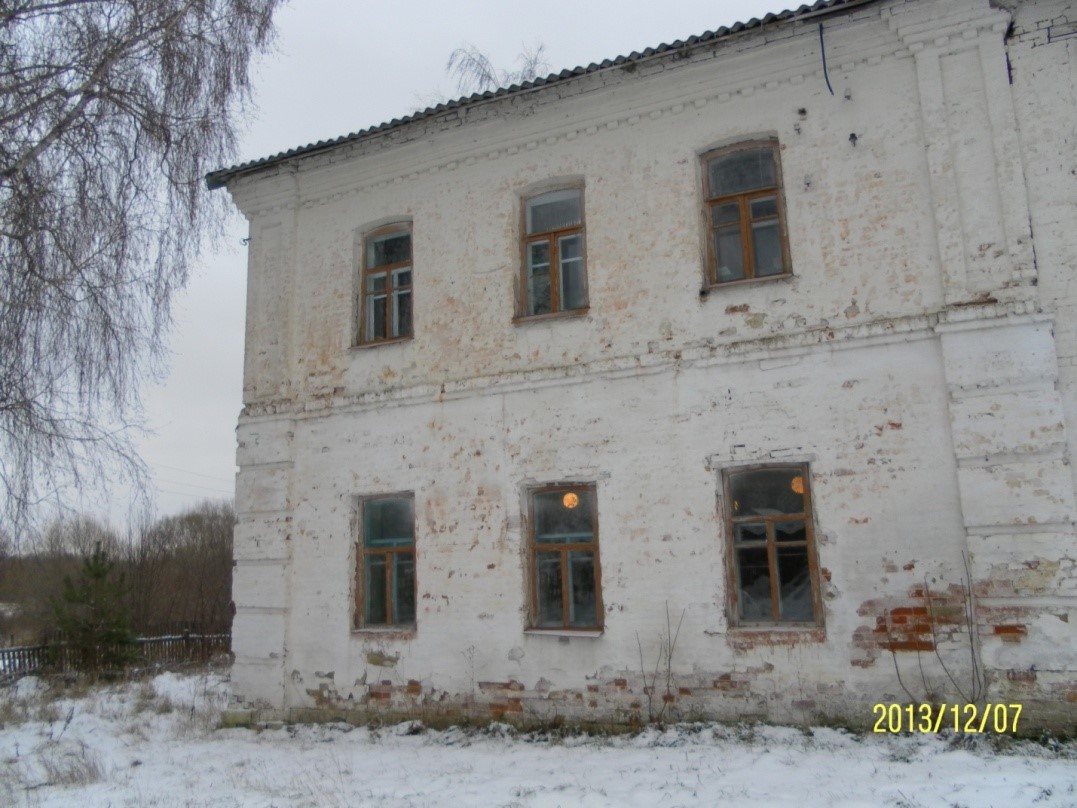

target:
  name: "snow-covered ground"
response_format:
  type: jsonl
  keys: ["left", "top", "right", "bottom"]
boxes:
{"left": 0, "top": 672, "right": 1074, "bottom": 807}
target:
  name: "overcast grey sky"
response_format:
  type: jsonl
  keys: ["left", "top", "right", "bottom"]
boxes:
{"left": 103, "top": 0, "right": 796, "bottom": 521}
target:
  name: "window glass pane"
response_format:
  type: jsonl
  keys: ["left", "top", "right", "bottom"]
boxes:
{"left": 750, "top": 196, "right": 778, "bottom": 219}
{"left": 709, "top": 148, "right": 776, "bottom": 196}
{"left": 777, "top": 546, "right": 813, "bottom": 621}
{"left": 393, "top": 553, "right": 416, "bottom": 624}
{"left": 393, "top": 269, "right": 412, "bottom": 287}
{"left": 559, "top": 234, "right": 581, "bottom": 262}
{"left": 536, "top": 551, "right": 563, "bottom": 626}
{"left": 734, "top": 523, "right": 766, "bottom": 544}
{"left": 736, "top": 546, "right": 772, "bottom": 621}
{"left": 711, "top": 202, "right": 741, "bottom": 227}
{"left": 393, "top": 289, "right": 412, "bottom": 338}
{"left": 534, "top": 489, "right": 594, "bottom": 543}
{"left": 366, "top": 294, "right": 386, "bottom": 341}
{"left": 528, "top": 257, "right": 551, "bottom": 317}
{"left": 561, "top": 260, "right": 587, "bottom": 311}
{"left": 559, "top": 235, "right": 586, "bottom": 311}
{"left": 775, "top": 521, "right": 806, "bottom": 543}
{"left": 367, "top": 273, "right": 386, "bottom": 292}
{"left": 729, "top": 469, "right": 804, "bottom": 517}
{"left": 752, "top": 220, "right": 785, "bottom": 277}
{"left": 715, "top": 227, "right": 745, "bottom": 282}
{"left": 568, "top": 550, "right": 596, "bottom": 626}
{"left": 365, "top": 554, "right": 387, "bottom": 624}
{"left": 368, "top": 231, "right": 411, "bottom": 267}
{"left": 529, "top": 241, "right": 550, "bottom": 268}
{"left": 364, "top": 498, "right": 414, "bottom": 547}
{"left": 527, "top": 189, "right": 581, "bottom": 234}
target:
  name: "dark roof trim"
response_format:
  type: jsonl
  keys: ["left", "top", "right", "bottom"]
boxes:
{"left": 206, "top": 0, "right": 878, "bottom": 190}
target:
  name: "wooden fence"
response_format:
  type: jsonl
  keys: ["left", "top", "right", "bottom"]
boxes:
{"left": 0, "top": 631, "right": 231, "bottom": 680}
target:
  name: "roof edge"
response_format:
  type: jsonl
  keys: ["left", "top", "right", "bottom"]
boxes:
{"left": 206, "top": 0, "right": 879, "bottom": 191}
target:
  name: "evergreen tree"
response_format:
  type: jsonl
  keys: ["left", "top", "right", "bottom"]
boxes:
{"left": 52, "top": 543, "right": 136, "bottom": 672}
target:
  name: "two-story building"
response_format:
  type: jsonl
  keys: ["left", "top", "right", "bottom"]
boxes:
{"left": 208, "top": 0, "right": 1077, "bottom": 729}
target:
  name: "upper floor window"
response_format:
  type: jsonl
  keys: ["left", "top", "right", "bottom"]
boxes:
{"left": 721, "top": 464, "right": 821, "bottom": 625}
{"left": 520, "top": 188, "right": 588, "bottom": 318}
{"left": 703, "top": 140, "right": 790, "bottom": 285}
{"left": 355, "top": 494, "right": 416, "bottom": 628}
{"left": 359, "top": 224, "right": 412, "bottom": 344}
{"left": 528, "top": 483, "right": 602, "bottom": 630}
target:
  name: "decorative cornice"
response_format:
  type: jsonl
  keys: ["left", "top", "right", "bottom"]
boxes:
{"left": 885, "top": 0, "right": 1010, "bottom": 52}
{"left": 238, "top": 301, "right": 1047, "bottom": 425}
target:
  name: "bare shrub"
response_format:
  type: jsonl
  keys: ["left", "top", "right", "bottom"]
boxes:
{"left": 39, "top": 741, "right": 104, "bottom": 786}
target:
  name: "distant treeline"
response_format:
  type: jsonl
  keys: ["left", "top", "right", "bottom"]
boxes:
{"left": 0, "top": 501, "right": 233, "bottom": 645}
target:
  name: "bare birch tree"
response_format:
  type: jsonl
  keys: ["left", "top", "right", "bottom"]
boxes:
{"left": 0, "top": 1, "right": 282, "bottom": 535}
{"left": 446, "top": 44, "right": 548, "bottom": 96}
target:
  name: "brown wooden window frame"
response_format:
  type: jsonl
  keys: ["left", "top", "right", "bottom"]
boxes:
{"left": 702, "top": 139, "right": 792, "bottom": 287}
{"left": 516, "top": 187, "right": 589, "bottom": 321}
{"left": 526, "top": 482, "right": 603, "bottom": 631}
{"left": 721, "top": 463, "right": 823, "bottom": 627}
{"left": 354, "top": 493, "right": 416, "bottom": 630}
{"left": 357, "top": 223, "right": 413, "bottom": 346}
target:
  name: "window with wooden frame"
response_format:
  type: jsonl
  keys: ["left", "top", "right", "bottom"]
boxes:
{"left": 355, "top": 495, "right": 416, "bottom": 628}
{"left": 703, "top": 140, "right": 790, "bottom": 285}
{"left": 359, "top": 224, "right": 412, "bottom": 344}
{"left": 721, "top": 464, "right": 821, "bottom": 625}
{"left": 520, "top": 188, "right": 588, "bottom": 318}
{"left": 528, "top": 483, "right": 602, "bottom": 630}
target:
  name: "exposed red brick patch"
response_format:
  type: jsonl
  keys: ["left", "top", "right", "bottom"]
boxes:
{"left": 713, "top": 673, "right": 748, "bottom": 693}
{"left": 725, "top": 304, "right": 750, "bottom": 314}
{"left": 1006, "top": 669, "right": 1037, "bottom": 684}
{"left": 792, "top": 699, "right": 816, "bottom": 710}
{"left": 853, "top": 583, "right": 981, "bottom": 664}
{"left": 993, "top": 624, "right": 1028, "bottom": 643}
{"left": 406, "top": 679, "right": 422, "bottom": 695}
{"left": 478, "top": 680, "right": 525, "bottom": 692}
{"left": 883, "top": 639, "right": 934, "bottom": 652}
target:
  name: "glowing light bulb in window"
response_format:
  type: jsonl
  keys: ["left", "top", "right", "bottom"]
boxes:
{"left": 562, "top": 492, "right": 579, "bottom": 509}
{"left": 791, "top": 476, "right": 804, "bottom": 495}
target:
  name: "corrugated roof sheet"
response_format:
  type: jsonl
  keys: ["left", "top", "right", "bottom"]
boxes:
{"left": 206, "top": 0, "right": 874, "bottom": 189}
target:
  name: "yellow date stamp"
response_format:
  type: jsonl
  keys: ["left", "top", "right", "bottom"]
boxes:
{"left": 872, "top": 703, "right": 1023, "bottom": 734}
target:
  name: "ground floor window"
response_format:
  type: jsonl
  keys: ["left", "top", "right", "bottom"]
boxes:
{"left": 721, "top": 464, "right": 821, "bottom": 625}
{"left": 528, "top": 483, "right": 602, "bottom": 630}
{"left": 356, "top": 494, "right": 415, "bottom": 628}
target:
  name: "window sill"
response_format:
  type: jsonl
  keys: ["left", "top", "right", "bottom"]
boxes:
{"left": 513, "top": 307, "right": 589, "bottom": 326}
{"left": 351, "top": 625, "right": 416, "bottom": 640}
{"left": 703, "top": 272, "right": 792, "bottom": 294}
{"left": 351, "top": 336, "right": 412, "bottom": 351}
{"left": 723, "top": 625, "right": 825, "bottom": 646}
{"left": 524, "top": 628, "right": 603, "bottom": 638}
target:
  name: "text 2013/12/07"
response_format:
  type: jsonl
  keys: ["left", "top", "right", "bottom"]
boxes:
{"left": 872, "top": 703, "right": 1023, "bottom": 734}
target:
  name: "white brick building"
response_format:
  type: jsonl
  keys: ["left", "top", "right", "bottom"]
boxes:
{"left": 208, "top": 0, "right": 1077, "bottom": 729}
